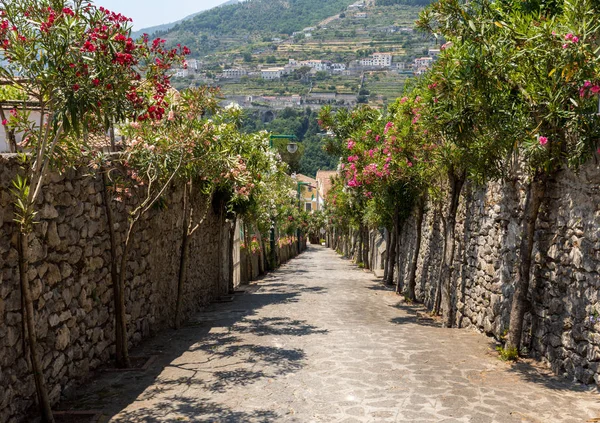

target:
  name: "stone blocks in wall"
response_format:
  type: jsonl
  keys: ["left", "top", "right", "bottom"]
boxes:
{"left": 371, "top": 162, "right": 600, "bottom": 386}
{"left": 0, "top": 154, "right": 229, "bottom": 423}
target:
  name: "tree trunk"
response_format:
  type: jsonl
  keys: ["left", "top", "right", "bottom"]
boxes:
{"left": 506, "top": 172, "right": 547, "bottom": 351}
{"left": 17, "top": 231, "right": 55, "bottom": 423}
{"left": 362, "top": 225, "right": 369, "bottom": 269}
{"left": 228, "top": 218, "right": 237, "bottom": 294}
{"left": 175, "top": 183, "right": 191, "bottom": 329}
{"left": 383, "top": 228, "right": 390, "bottom": 282}
{"left": 387, "top": 205, "right": 399, "bottom": 285}
{"left": 115, "top": 220, "right": 137, "bottom": 368}
{"left": 100, "top": 170, "right": 125, "bottom": 365}
{"left": 440, "top": 171, "right": 465, "bottom": 328}
{"left": 406, "top": 198, "right": 425, "bottom": 301}
{"left": 217, "top": 202, "right": 225, "bottom": 294}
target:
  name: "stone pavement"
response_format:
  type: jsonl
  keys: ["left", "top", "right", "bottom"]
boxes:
{"left": 61, "top": 245, "right": 600, "bottom": 422}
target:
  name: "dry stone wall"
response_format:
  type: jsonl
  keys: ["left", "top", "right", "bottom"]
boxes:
{"left": 0, "top": 154, "right": 234, "bottom": 423}
{"left": 392, "top": 163, "right": 600, "bottom": 385}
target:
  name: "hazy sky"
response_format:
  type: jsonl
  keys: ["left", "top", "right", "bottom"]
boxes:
{"left": 93, "top": 0, "right": 227, "bottom": 30}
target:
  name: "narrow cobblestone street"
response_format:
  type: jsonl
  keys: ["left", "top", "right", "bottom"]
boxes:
{"left": 65, "top": 245, "right": 600, "bottom": 422}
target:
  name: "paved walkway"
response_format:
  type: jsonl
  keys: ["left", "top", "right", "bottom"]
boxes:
{"left": 64, "top": 245, "right": 600, "bottom": 422}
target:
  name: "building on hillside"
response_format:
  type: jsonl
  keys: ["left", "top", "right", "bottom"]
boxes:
{"left": 261, "top": 67, "right": 285, "bottom": 80}
{"left": 331, "top": 63, "right": 347, "bottom": 73}
{"left": 428, "top": 48, "right": 441, "bottom": 60}
{"left": 372, "top": 52, "right": 392, "bottom": 67}
{"left": 187, "top": 59, "right": 200, "bottom": 71}
{"left": 414, "top": 66, "right": 429, "bottom": 76}
{"left": 359, "top": 58, "right": 373, "bottom": 67}
{"left": 222, "top": 68, "right": 247, "bottom": 78}
{"left": 347, "top": 2, "right": 365, "bottom": 10}
{"left": 394, "top": 62, "right": 406, "bottom": 70}
{"left": 294, "top": 173, "right": 319, "bottom": 212}
{"left": 174, "top": 68, "right": 189, "bottom": 78}
{"left": 355, "top": 12, "right": 367, "bottom": 19}
{"left": 414, "top": 56, "right": 433, "bottom": 69}
{"left": 303, "top": 27, "right": 316, "bottom": 32}
{"left": 315, "top": 170, "right": 338, "bottom": 210}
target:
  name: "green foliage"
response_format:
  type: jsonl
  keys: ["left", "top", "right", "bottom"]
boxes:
{"left": 496, "top": 346, "right": 519, "bottom": 361}
{"left": 165, "top": 0, "right": 355, "bottom": 56}
{"left": 241, "top": 107, "right": 337, "bottom": 176}
{"left": 376, "top": 0, "right": 431, "bottom": 6}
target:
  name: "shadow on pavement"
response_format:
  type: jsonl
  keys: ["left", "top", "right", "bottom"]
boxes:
{"left": 57, "top": 267, "right": 328, "bottom": 422}
{"left": 388, "top": 302, "right": 442, "bottom": 328}
{"left": 506, "top": 358, "right": 600, "bottom": 394}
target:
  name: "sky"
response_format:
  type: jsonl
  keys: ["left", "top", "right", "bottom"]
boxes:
{"left": 93, "top": 0, "right": 227, "bottom": 30}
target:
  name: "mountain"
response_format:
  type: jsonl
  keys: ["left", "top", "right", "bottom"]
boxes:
{"left": 162, "top": 0, "right": 355, "bottom": 56}
{"left": 131, "top": 0, "right": 242, "bottom": 39}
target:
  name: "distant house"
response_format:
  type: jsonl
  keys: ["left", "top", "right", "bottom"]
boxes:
{"left": 355, "top": 12, "right": 367, "bottom": 19}
{"left": 294, "top": 173, "right": 318, "bottom": 212}
{"left": 372, "top": 52, "right": 392, "bottom": 67}
{"left": 428, "top": 48, "right": 441, "bottom": 60}
{"left": 359, "top": 52, "right": 392, "bottom": 68}
{"left": 315, "top": 170, "right": 338, "bottom": 210}
{"left": 303, "top": 27, "right": 316, "bottom": 32}
{"left": 347, "top": 1, "right": 365, "bottom": 10}
{"left": 394, "top": 62, "right": 406, "bottom": 70}
{"left": 187, "top": 59, "right": 200, "bottom": 71}
{"left": 414, "top": 57, "right": 433, "bottom": 68}
{"left": 415, "top": 66, "right": 429, "bottom": 76}
{"left": 261, "top": 67, "right": 285, "bottom": 80}
{"left": 331, "top": 63, "right": 346, "bottom": 73}
{"left": 222, "top": 68, "right": 247, "bottom": 78}
{"left": 174, "top": 68, "right": 189, "bottom": 78}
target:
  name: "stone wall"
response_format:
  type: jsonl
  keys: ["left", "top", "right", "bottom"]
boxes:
{"left": 0, "top": 154, "right": 237, "bottom": 423}
{"left": 390, "top": 162, "right": 600, "bottom": 385}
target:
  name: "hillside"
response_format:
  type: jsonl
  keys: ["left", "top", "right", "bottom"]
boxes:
{"left": 131, "top": 0, "right": 241, "bottom": 39}
{"left": 162, "top": 0, "right": 355, "bottom": 57}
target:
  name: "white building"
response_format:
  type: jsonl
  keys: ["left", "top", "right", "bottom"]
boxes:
{"left": 347, "top": 2, "right": 365, "bottom": 10}
{"left": 360, "top": 53, "right": 392, "bottom": 68}
{"left": 372, "top": 52, "right": 392, "bottom": 67}
{"left": 428, "top": 48, "right": 441, "bottom": 59}
{"left": 355, "top": 12, "right": 367, "bottom": 19}
{"left": 394, "top": 62, "right": 406, "bottom": 70}
{"left": 174, "top": 68, "right": 189, "bottom": 78}
{"left": 415, "top": 67, "right": 429, "bottom": 76}
{"left": 222, "top": 68, "right": 247, "bottom": 78}
{"left": 261, "top": 67, "right": 285, "bottom": 80}
{"left": 414, "top": 57, "right": 433, "bottom": 68}
{"left": 187, "top": 59, "right": 200, "bottom": 71}
{"left": 331, "top": 63, "right": 346, "bottom": 73}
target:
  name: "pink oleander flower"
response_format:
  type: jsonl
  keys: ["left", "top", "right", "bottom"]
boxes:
{"left": 562, "top": 44, "right": 568, "bottom": 49}
{"left": 539, "top": 136, "right": 548, "bottom": 146}
{"left": 572, "top": 36, "right": 579, "bottom": 43}
{"left": 565, "top": 33, "right": 573, "bottom": 40}
{"left": 347, "top": 139, "right": 355, "bottom": 150}
{"left": 400, "top": 97, "right": 408, "bottom": 103}
{"left": 375, "top": 135, "right": 380, "bottom": 142}
{"left": 591, "top": 85, "right": 600, "bottom": 94}
{"left": 384, "top": 122, "right": 393, "bottom": 134}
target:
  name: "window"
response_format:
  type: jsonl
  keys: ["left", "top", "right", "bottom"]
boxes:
{"left": 305, "top": 202, "right": 312, "bottom": 212}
